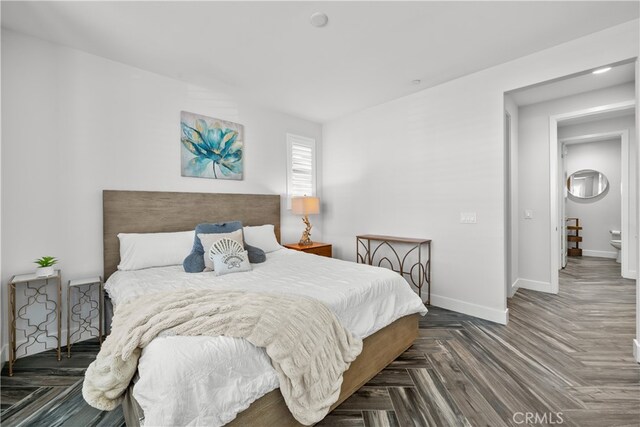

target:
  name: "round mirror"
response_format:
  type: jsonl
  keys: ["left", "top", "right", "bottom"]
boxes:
{"left": 567, "top": 169, "right": 609, "bottom": 199}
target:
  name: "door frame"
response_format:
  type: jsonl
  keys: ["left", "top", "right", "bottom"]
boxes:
{"left": 505, "top": 110, "right": 512, "bottom": 299}
{"left": 560, "top": 130, "right": 631, "bottom": 276}
{"left": 560, "top": 141, "right": 567, "bottom": 269}
{"left": 549, "top": 100, "right": 636, "bottom": 292}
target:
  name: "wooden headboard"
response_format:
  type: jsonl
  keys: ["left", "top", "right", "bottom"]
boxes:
{"left": 103, "top": 190, "right": 281, "bottom": 279}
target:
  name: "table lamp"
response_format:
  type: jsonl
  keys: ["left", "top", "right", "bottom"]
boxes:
{"left": 291, "top": 196, "right": 320, "bottom": 246}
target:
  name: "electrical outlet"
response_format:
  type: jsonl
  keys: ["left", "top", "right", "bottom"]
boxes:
{"left": 460, "top": 212, "right": 477, "bottom": 224}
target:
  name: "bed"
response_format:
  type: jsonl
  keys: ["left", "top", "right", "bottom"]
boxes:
{"left": 101, "top": 190, "right": 426, "bottom": 426}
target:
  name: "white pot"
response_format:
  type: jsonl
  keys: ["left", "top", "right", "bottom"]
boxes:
{"left": 36, "top": 266, "right": 54, "bottom": 277}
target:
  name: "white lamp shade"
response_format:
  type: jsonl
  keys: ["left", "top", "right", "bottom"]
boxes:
{"left": 291, "top": 196, "right": 320, "bottom": 215}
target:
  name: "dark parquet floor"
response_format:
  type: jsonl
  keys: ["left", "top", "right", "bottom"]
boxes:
{"left": 322, "top": 257, "right": 639, "bottom": 427}
{"left": 2, "top": 257, "right": 638, "bottom": 426}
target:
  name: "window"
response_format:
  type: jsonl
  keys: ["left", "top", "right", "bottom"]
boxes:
{"left": 286, "top": 133, "right": 316, "bottom": 208}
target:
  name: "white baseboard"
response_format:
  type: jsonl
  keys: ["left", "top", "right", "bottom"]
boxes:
{"left": 508, "top": 279, "right": 519, "bottom": 298}
{"left": 514, "top": 278, "right": 554, "bottom": 293}
{"left": 623, "top": 270, "right": 637, "bottom": 280}
{"left": 430, "top": 293, "right": 508, "bottom": 325}
{"left": 582, "top": 249, "right": 617, "bottom": 259}
{"left": 634, "top": 339, "right": 640, "bottom": 364}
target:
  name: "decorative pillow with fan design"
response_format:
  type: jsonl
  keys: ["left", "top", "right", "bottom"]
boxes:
{"left": 208, "top": 237, "right": 252, "bottom": 276}
{"left": 198, "top": 230, "right": 244, "bottom": 272}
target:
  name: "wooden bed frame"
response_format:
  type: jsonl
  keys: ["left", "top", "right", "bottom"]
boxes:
{"left": 102, "top": 190, "right": 419, "bottom": 426}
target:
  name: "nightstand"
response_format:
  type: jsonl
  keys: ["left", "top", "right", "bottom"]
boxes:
{"left": 67, "top": 276, "right": 104, "bottom": 358}
{"left": 284, "top": 242, "right": 332, "bottom": 258}
{"left": 7, "top": 270, "right": 62, "bottom": 376}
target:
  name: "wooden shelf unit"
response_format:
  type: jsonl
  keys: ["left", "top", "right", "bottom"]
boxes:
{"left": 566, "top": 218, "right": 583, "bottom": 257}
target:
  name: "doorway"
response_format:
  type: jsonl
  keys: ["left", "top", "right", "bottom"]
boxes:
{"left": 550, "top": 103, "right": 635, "bottom": 290}
{"left": 504, "top": 61, "right": 638, "bottom": 362}
{"left": 560, "top": 133, "right": 626, "bottom": 273}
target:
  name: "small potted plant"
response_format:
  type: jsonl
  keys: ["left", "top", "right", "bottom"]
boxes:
{"left": 34, "top": 256, "right": 58, "bottom": 277}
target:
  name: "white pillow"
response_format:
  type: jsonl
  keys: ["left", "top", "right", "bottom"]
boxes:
{"left": 118, "top": 230, "right": 195, "bottom": 271}
{"left": 242, "top": 224, "right": 281, "bottom": 253}
{"left": 198, "top": 230, "right": 244, "bottom": 272}
{"left": 211, "top": 250, "right": 252, "bottom": 276}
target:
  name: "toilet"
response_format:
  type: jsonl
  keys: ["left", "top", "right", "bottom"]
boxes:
{"left": 609, "top": 230, "right": 621, "bottom": 263}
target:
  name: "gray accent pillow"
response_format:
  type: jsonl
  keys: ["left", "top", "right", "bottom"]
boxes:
{"left": 245, "top": 243, "right": 266, "bottom": 264}
{"left": 183, "top": 221, "right": 266, "bottom": 273}
{"left": 183, "top": 221, "right": 243, "bottom": 273}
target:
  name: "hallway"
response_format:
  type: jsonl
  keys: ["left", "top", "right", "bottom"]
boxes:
{"left": 503, "top": 256, "right": 638, "bottom": 425}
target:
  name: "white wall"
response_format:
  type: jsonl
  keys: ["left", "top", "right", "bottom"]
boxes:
{"left": 0, "top": 27, "right": 3, "bottom": 365}
{"left": 635, "top": 59, "right": 640, "bottom": 364}
{"left": 323, "top": 20, "right": 638, "bottom": 324}
{"left": 518, "top": 84, "right": 635, "bottom": 290}
{"left": 0, "top": 30, "right": 322, "bottom": 359}
{"left": 565, "top": 139, "right": 622, "bottom": 257}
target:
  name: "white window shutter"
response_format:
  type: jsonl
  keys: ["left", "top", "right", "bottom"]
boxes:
{"left": 287, "top": 134, "right": 316, "bottom": 208}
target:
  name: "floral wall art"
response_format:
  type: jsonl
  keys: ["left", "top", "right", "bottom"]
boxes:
{"left": 180, "top": 111, "right": 244, "bottom": 180}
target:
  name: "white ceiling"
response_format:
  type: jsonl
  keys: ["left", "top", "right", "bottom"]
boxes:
{"left": 509, "top": 62, "right": 636, "bottom": 107}
{"left": 2, "top": 1, "right": 638, "bottom": 123}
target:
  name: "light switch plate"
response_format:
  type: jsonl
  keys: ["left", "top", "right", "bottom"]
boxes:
{"left": 524, "top": 209, "right": 533, "bottom": 219}
{"left": 460, "top": 212, "right": 477, "bottom": 224}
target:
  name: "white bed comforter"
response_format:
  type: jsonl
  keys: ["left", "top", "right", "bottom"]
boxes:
{"left": 105, "top": 249, "right": 427, "bottom": 427}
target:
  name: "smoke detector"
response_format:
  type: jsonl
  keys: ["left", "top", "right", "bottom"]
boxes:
{"left": 310, "top": 12, "right": 329, "bottom": 28}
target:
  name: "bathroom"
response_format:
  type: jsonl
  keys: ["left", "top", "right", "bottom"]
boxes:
{"left": 559, "top": 108, "right": 635, "bottom": 276}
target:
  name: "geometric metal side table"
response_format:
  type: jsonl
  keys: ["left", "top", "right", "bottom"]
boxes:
{"left": 7, "top": 269, "right": 62, "bottom": 376}
{"left": 356, "top": 234, "right": 432, "bottom": 305}
{"left": 66, "top": 276, "right": 104, "bottom": 358}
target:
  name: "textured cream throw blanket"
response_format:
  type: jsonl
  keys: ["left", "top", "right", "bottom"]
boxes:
{"left": 82, "top": 289, "right": 363, "bottom": 425}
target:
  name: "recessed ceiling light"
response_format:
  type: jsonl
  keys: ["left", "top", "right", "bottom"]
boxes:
{"left": 592, "top": 67, "right": 612, "bottom": 74}
{"left": 411, "top": 79, "right": 421, "bottom": 85}
{"left": 310, "top": 12, "right": 329, "bottom": 28}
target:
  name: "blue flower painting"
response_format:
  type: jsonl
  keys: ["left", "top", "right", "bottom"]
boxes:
{"left": 180, "top": 111, "right": 244, "bottom": 180}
